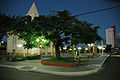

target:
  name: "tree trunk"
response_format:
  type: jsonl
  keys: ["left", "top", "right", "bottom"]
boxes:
{"left": 27, "top": 49, "right": 28, "bottom": 56}
{"left": 95, "top": 44, "right": 97, "bottom": 55}
{"left": 52, "top": 42, "right": 54, "bottom": 56}
{"left": 55, "top": 43, "right": 61, "bottom": 59}
{"left": 89, "top": 46, "right": 91, "bottom": 56}
{"left": 72, "top": 44, "right": 75, "bottom": 56}
{"left": 84, "top": 44, "right": 86, "bottom": 55}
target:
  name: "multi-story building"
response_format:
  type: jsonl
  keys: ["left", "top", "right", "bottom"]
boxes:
{"left": 106, "top": 24, "right": 117, "bottom": 48}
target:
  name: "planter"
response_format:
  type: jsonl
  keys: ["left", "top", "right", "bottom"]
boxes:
{"left": 41, "top": 60, "right": 76, "bottom": 67}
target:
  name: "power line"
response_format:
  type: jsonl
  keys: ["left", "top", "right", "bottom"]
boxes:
{"left": 75, "top": 4, "right": 120, "bottom": 17}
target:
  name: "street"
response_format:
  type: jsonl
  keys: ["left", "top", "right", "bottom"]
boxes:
{"left": 0, "top": 54, "right": 120, "bottom": 80}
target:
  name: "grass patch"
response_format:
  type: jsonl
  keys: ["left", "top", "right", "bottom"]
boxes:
{"left": 44, "top": 57, "right": 74, "bottom": 63}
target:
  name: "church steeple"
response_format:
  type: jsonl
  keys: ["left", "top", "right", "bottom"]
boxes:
{"left": 26, "top": 2, "right": 39, "bottom": 19}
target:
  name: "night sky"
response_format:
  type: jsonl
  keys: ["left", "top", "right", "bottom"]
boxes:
{"left": 0, "top": 0, "right": 120, "bottom": 43}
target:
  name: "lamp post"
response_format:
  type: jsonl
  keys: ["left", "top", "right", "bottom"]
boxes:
{"left": 74, "top": 48, "right": 76, "bottom": 51}
{"left": 63, "top": 46, "right": 67, "bottom": 54}
{"left": 1, "top": 41, "right": 4, "bottom": 44}
{"left": 36, "top": 39, "right": 40, "bottom": 55}
{"left": 101, "top": 41, "right": 104, "bottom": 55}
{"left": 87, "top": 44, "right": 92, "bottom": 56}
{"left": 59, "top": 47, "right": 62, "bottom": 54}
{"left": 88, "top": 43, "right": 94, "bottom": 56}
{"left": 95, "top": 42, "right": 97, "bottom": 55}
{"left": 36, "top": 38, "right": 44, "bottom": 62}
{"left": 91, "top": 43, "right": 95, "bottom": 56}
{"left": 69, "top": 48, "right": 72, "bottom": 54}
{"left": 78, "top": 47, "right": 81, "bottom": 55}
{"left": 102, "top": 47, "right": 105, "bottom": 55}
{"left": 86, "top": 48, "right": 88, "bottom": 55}
{"left": 98, "top": 45, "right": 102, "bottom": 55}
{"left": 41, "top": 39, "right": 46, "bottom": 61}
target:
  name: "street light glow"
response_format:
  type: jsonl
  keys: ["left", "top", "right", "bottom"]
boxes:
{"left": 63, "top": 47, "right": 67, "bottom": 50}
{"left": 40, "top": 45, "right": 42, "bottom": 47}
{"left": 74, "top": 48, "right": 76, "bottom": 50}
{"left": 24, "top": 42, "right": 26, "bottom": 45}
{"left": 98, "top": 46, "right": 102, "bottom": 49}
{"left": 42, "top": 39, "right": 46, "bottom": 42}
{"left": 1, "top": 41, "right": 4, "bottom": 43}
{"left": 102, "top": 47, "right": 105, "bottom": 50}
{"left": 87, "top": 44, "right": 90, "bottom": 46}
{"left": 36, "top": 38, "right": 39, "bottom": 42}
{"left": 17, "top": 44, "right": 23, "bottom": 47}
{"left": 78, "top": 47, "right": 81, "bottom": 50}
{"left": 86, "top": 48, "right": 88, "bottom": 50}
{"left": 91, "top": 43, "right": 94, "bottom": 46}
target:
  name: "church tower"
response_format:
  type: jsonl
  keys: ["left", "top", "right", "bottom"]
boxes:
{"left": 26, "top": 2, "right": 39, "bottom": 19}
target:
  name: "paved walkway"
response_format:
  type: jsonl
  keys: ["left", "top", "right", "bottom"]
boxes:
{"left": 0, "top": 54, "right": 109, "bottom": 76}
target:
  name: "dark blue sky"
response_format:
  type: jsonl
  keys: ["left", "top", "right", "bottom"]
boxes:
{"left": 0, "top": 0, "right": 120, "bottom": 42}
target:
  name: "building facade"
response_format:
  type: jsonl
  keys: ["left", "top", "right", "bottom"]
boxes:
{"left": 7, "top": 2, "right": 53, "bottom": 56}
{"left": 106, "top": 24, "right": 117, "bottom": 48}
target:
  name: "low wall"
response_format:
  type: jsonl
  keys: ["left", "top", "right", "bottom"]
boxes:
{"left": 41, "top": 60, "right": 76, "bottom": 67}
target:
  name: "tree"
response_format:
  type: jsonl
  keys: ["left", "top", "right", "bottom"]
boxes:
{"left": 0, "top": 13, "right": 14, "bottom": 42}
{"left": 79, "top": 22, "right": 102, "bottom": 54}
{"left": 42, "top": 10, "right": 80, "bottom": 59}
{"left": 9, "top": 10, "right": 102, "bottom": 59}
{"left": 10, "top": 15, "right": 50, "bottom": 50}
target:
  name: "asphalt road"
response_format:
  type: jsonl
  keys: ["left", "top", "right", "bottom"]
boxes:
{"left": 0, "top": 54, "right": 120, "bottom": 80}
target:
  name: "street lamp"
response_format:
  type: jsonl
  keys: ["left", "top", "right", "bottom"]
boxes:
{"left": 17, "top": 44, "right": 23, "bottom": 47}
{"left": 74, "top": 48, "right": 76, "bottom": 50}
{"left": 69, "top": 48, "right": 72, "bottom": 54}
{"left": 36, "top": 38, "right": 40, "bottom": 42}
{"left": 86, "top": 48, "right": 88, "bottom": 54}
{"left": 98, "top": 45, "right": 102, "bottom": 55}
{"left": 63, "top": 46, "right": 67, "bottom": 54}
{"left": 88, "top": 43, "right": 93, "bottom": 56}
{"left": 102, "top": 47, "right": 105, "bottom": 55}
{"left": 78, "top": 47, "right": 81, "bottom": 55}
{"left": 42, "top": 39, "right": 46, "bottom": 42}
{"left": 69, "top": 48, "right": 72, "bottom": 51}
{"left": 86, "top": 48, "right": 88, "bottom": 50}
{"left": 36, "top": 38, "right": 40, "bottom": 55}
{"left": 91, "top": 43, "right": 94, "bottom": 46}
{"left": 1, "top": 41, "right": 4, "bottom": 43}
{"left": 91, "top": 43, "right": 95, "bottom": 56}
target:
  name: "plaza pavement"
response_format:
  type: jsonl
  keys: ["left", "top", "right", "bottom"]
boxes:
{"left": 0, "top": 54, "right": 109, "bottom": 76}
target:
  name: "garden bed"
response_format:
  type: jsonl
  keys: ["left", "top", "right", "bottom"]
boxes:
{"left": 41, "top": 57, "right": 77, "bottom": 67}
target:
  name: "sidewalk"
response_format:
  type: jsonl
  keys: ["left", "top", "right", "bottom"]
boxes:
{"left": 0, "top": 54, "right": 109, "bottom": 76}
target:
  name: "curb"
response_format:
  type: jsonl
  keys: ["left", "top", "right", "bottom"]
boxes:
{"left": 29, "top": 68, "right": 100, "bottom": 76}
{"left": 0, "top": 55, "right": 109, "bottom": 76}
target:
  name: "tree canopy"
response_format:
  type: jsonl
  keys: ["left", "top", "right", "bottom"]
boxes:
{"left": 2, "top": 10, "right": 102, "bottom": 59}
